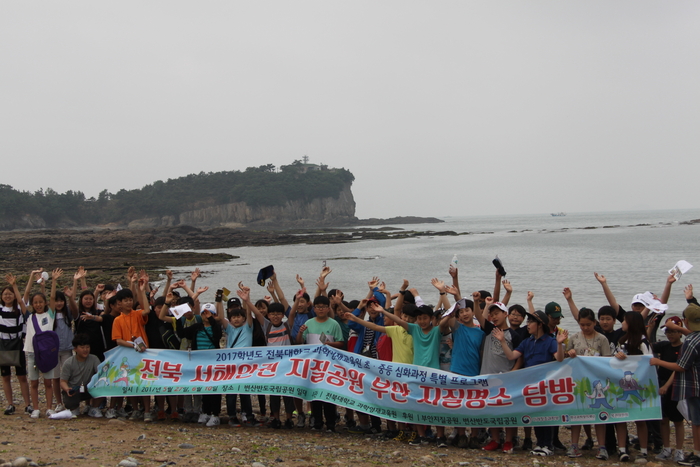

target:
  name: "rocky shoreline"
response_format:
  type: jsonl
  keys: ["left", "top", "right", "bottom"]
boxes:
{"left": 0, "top": 225, "right": 458, "bottom": 285}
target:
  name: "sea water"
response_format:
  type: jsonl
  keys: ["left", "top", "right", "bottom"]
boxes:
{"left": 165, "top": 209, "right": 700, "bottom": 333}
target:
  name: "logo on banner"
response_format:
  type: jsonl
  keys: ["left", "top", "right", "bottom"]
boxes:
{"left": 599, "top": 412, "right": 609, "bottom": 421}
{"left": 521, "top": 415, "right": 531, "bottom": 425}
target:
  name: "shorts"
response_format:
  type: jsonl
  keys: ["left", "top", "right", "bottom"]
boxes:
{"left": 686, "top": 396, "right": 700, "bottom": 425}
{"left": 26, "top": 353, "right": 57, "bottom": 380}
{"left": 0, "top": 351, "right": 27, "bottom": 377}
{"left": 662, "top": 393, "right": 684, "bottom": 423}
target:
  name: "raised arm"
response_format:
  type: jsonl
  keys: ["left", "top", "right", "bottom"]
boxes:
{"left": 24, "top": 268, "right": 42, "bottom": 305}
{"left": 660, "top": 274, "right": 676, "bottom": 304}
{"left": 344, "top": 307, "right": 388, "bottom": 334}
{"left": 190, "top": 268, "right": 201, "bottom": 291}
{"left": 237, "top": 287, "right": 261, "bottom": 327}
{"left": 493, "top": 270, "right": 502, "bottom": 302}
{"left": 270, "top": 273, "right": 290, "bottom": 311}
{"left": 395, "top": 279, "right": 408, "bottom": 318}
{"left": 526, "top": 291, "right": 536, "bottom": 314}
{"left": 378, "top": 282, "right": 392, "bottom": 309}
{"left": 448, "top": 266, "right": 461, "bottom": 299}
{"left": 594, "top": 272, "right": 620, "bottom": 313}
{"left": 137, "top": 274, "right": 150, "bottom": 317}
{"left": 160, "top": 289, "right": 176, "bottom": 322}
{"left": 501, "top": 279, "right": 512, "bottom": 306}
{"left": 473, "top": 293, "right": 488, "bottom": 328}
{"left": 5, "top": 274, "right": 27, "bottom": 314}
{"left": 431, "top": 278, "right": 450, "bottom": 311}
{"left": 562, "top": 287, "right": 580, "bottom": 321}
{"left": 49, "top": 268, "right": 63, "bottom": 312}
{"left": 686, "top": 284, "right": 699, "bottom": 306}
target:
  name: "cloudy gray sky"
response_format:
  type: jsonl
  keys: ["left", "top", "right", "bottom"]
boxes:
{"left": 2, "top": 1, "right": 698, "bottom": 219}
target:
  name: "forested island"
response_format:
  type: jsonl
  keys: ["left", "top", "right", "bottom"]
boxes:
{"left": 0, "top": 161, "right": 360, "bottom": 230}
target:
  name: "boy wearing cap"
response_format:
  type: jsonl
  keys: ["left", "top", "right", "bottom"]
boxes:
{"left": 384, "top": 303, "right": 443, "bottom": 446}
{"left": 652, "top": 316, "right": 685, "bottom": 462}
{"left": 494, "top": 310, "right": 567, "bottom": 457}
{"left": 650, "top": 304, "right": 700, "bottom": 466}
{"left": 476, "top": 297, "right": 523, "bottom": 453}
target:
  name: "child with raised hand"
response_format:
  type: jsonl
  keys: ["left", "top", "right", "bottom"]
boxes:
{"left": 49, "top": 268, "right": 74, "bottom": 412}
{"left": 24, "top": 285, "right": 58, "bottom": 418}
{"left": 563, "top": 307, "right": 612, "bottom": 460}
{"left": 476, "top": 296, "right": 523, "bottom": 453}
{"left": 650, "top": 304, "right": 700, "bottom": 467}
{"left": 494, "top": 310, "right": 567, "bottom": 457}
{"left": 297, "top": 295, "right": 344, "bottom": 432}
{"left": 1, "top": 274, "right": 31, "bottom": 415}
{"left": 383, "top": 300, "right": 442, "bottom": 446}
{"left": 111, "top": 273, "right": 152, "bottom": 422}
{"left": 613, "top": 311, "right": 651, "bottom": 462}
{"left": 439, "top": 295, "right": 483, "bottom": 449}
{"left": 652, "top": 316, "right": 686, "bottom": 463}
{"left": 215, "top": 283, "right": 264, "bottom": 427}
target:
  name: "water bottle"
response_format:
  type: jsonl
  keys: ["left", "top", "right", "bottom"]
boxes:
{"left": 450, "top": 255, "right": 458, "bottom": 270}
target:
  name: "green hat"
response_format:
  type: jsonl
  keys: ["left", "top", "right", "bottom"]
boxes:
{"left": 545, "top": 301, "right": 563, "bottom": 318}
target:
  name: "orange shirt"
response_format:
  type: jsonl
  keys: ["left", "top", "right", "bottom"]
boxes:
{"left": 112, "top": 310, "right": 149, "bottom": 347}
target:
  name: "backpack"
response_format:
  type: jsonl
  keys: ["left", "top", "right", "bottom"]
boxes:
{"left": 31, "top": 313, "right": 60, "bottom": 373}
{"left": 159, "top": 322, "right": 181, "bottom": 350}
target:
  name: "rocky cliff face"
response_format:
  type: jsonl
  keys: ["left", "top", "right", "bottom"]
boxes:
{"left": 127, "top": 184, "right": 357, "bottom": 229}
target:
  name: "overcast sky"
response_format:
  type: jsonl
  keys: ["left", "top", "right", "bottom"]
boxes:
{"left": 1, "top": 1, "right": 699, "bottom": 219}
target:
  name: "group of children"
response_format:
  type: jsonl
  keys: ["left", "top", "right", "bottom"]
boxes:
{"left": 1, "top": 264, "right": 700, "bottom": 464}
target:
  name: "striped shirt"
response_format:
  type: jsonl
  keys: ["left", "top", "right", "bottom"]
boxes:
{"left": 0, "top": 306, "right": 25, "bottom": 339}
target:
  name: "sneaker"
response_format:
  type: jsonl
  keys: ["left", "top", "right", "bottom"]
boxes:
{"left": 553, "top": 438, "right": 567, "bottom": 451}
{"left": 115, "top": 408, "right": 129, "bottom": 418}
{"left": 46, "top": 409, "right": 56, "bottom": 417}
{"left": 596, "top": 447, "right": 609, "bottom": 460}
{"left": 243, "top": 417, "right": 264, "bottom": 427}
{"left": 522, "top": 437, "right": 533, "bottom": 451}
{"left": 170, "top": 411, "right": 180, "bottom": 422}
{"left": 392, "top": 431, "right": 407, "bottom": 442}
{"left": 25, "top": 405, "right": 34, "bottom": 415}
{"left": 656, "top": 448, "right": 671, "bottom": 460}
{"left": 283, "top": 419, "right": 294, "bottom": 429}
{"left": 206, "top": 415, "right": 220, "bottom": 427}
{"left": 295, "top": 413, "right": 306, "bottom": 428}
{"left": 637, "top": 451, "right": 648, "bottom": 461}
{"left": 618, "top": 449, "right": 630, "bottom": 462}
{"left": 404, "top": 431, "right": 417, "bottom": 445}
{"left": 4, "top": 405, "right": 15, "bottom": 416}
{"left": 567, "top": 446, "right": 582, "bottom": 458}
{"left": 582, "top": 437, "right": 594, "bottom": 450}
{"left": 30, "top": 409, "right": 40, "bottom": 419}
{"left": 673, "top": 449, "right": 686, "bottom": 463}
{"left": 531, "top": 446, "right": 554, "bottom": 456}
{"left": 678, "top": 453, "right": 699, "bottom": 466}
{"left": 88, "top": 407, "right": 102, "bottom": 418}
{"left": 228, "top": 417, "right": 242, "bottom": 427}
{"left": 457, "top": 434, "right": 469, "bottom": 449}
{"left": 483, "top": 440, "right": 501, "bottom": 451}
{"left": 130, "top": 409, "right": 143, "bottom": 421}
{"left": 70, "top": 408, "right": 80, "bottom": 418}
{"left": 81, "top": 405, "right": 91, "bottom": 415}
{"left": 105, "top": 408, "right": 117, "bottom": 419}
{"left": 348, "top": 425, "right": 373, "bottom": 435}
{"left": 269, "top": 418, "right": 281, "bottom": 429}
{"left": 54, "top": 404, "right": 65, "bottom": 412}
{"left": 468, "top": 436, "right": 482, "bottom": 449}
{"left": 502, "top": 442, "right": 514, "bottom": 454}
{"left": 408, "top": 435, "right": 423, "bottom": 446}
{"left": 157, "top": 410, "right": 166, "bottom": 421}
{"left": 198, "top": 413, "right": 210, "bottom": 424}
{"left": 144, "top": 412, "right": 153, "bottom": 423}
{"left": 437, "top": 437, "right": 448, "bottom": 448}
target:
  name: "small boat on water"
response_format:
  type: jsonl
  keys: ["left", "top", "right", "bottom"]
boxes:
{"left": 551, "top": 212, "right": 566, "bottom": 217}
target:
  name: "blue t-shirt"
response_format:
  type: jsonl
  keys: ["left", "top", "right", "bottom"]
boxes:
{"left": 289, "top": 306, "right": 316, "bottom": 342}
{"left": 450, "top": 323, "right": 484, "bottom": 376}
{"left": 223, "top": 321, "right": 253, "bottom": 348}
{"left": 407, "top": 323, "right": 441, "bottom": 369}
{"left": 515, "top": 334, "right": 558, "bottom": 368}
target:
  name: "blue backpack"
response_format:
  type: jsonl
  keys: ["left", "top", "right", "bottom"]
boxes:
{"left": 31, "top": 313, "right": 60, "bottom": 373}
